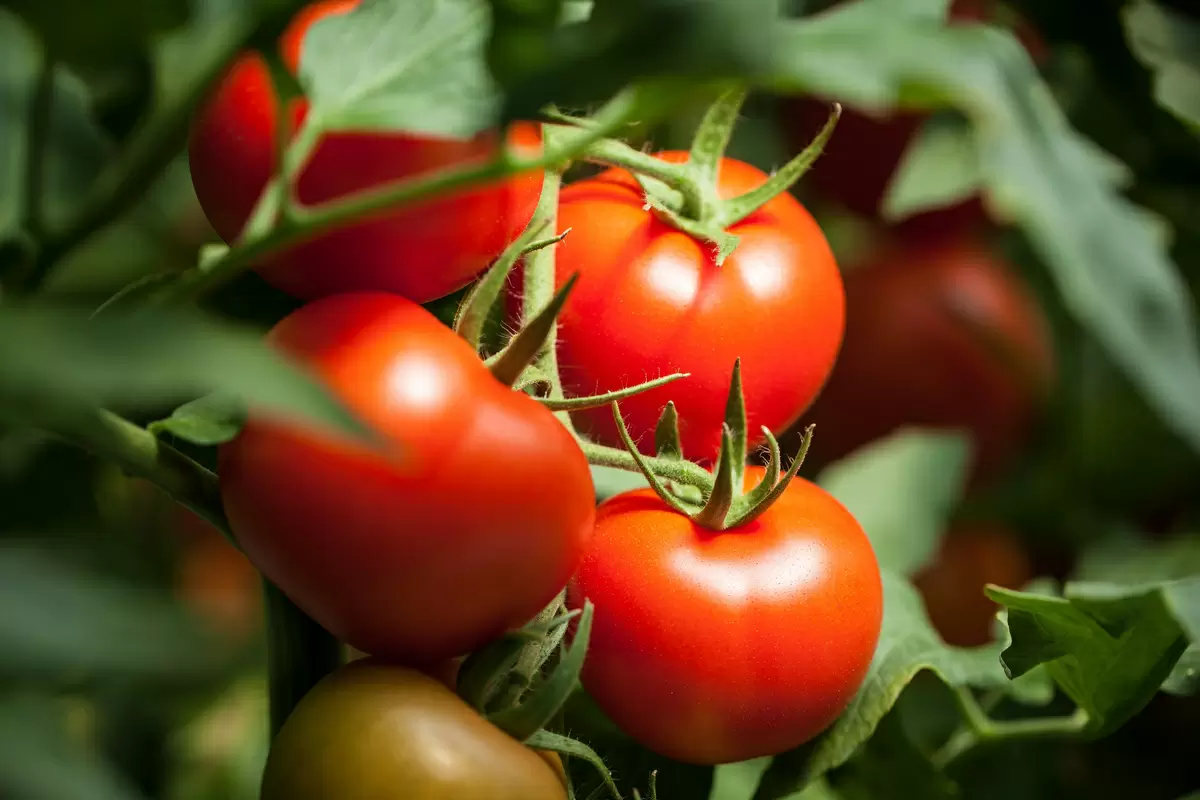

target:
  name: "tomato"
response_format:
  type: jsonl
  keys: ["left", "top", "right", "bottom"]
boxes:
{"left": 261, "top": 659, "right": 567, "bottom": 800}
{"left": 543, "top": 153, "right": 844, "bottom": 463}
{"left": 218, "top": 293, "right": 594, "bottom": 662}
{"left": 174, "top": 507, "right": 262, "bottom": 642}
{"left": 566, "top": 466, "right": 882, "bottom": 764}
{"left": 799, "top": 234, "right": 1054, "bottom": 480}
{"left": 188, "top": 0, "right": 542, "bottom": 304}
{"left": 914, "top": 522, "right": 1032, "bottom": 647}
{"left": 782, "top": 0, "right": 1046, "bottom": 223}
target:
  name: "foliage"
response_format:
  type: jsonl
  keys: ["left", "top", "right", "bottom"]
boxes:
{"left": 0, "top": 0, "right": 1198, "bottom": 798}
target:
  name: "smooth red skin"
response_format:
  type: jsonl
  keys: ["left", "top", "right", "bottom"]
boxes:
{"left": 801, "top": 235, "right": 1054, "bottom": 480}
{"left": 914, "top": 522, "right": 1032, "bottom": 647}
{"left": 567, "top": 466, "right": 883, "bottom": 764}
{"left": 187, "top": 0, "right": 542, "bottom": 304}
{"left": 545, "top": 153, "right": 844, "bottom": 463}
{"left": 783, "top": 0, "right": 1046, "bottom": 223}
{"left": 218, "top": 294, "right": 595, "bottom": 662}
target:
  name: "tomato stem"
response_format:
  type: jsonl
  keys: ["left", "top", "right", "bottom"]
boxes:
{"left": 684, "top": 86, "right": 748, "bottom": 217}
{"left": 932, "top": 686, "right": 1090, "bottom": 768}
{"left": 264, "top": 580, "right": 342, "bottom": 737}
{"left": 538, "top": 373, "right": 689, "bottom": 411}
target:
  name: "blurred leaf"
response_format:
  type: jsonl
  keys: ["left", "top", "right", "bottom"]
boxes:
{"left": 988, "top": 578, "right": 1198, "bottom": 735}
{"left": 2, "top": 0, "right": 189, "bottom": 68}
{"left": 0, "top": 693, "right": 142, "bottom": 800}
{"left": 818, "top": 429, "right": 969, "bottom": 577}
{"left": 1123, "top": 0, "right": 1200, "bottom": 132}
{"left": 753, "top": 572, "right": 1012, "bottom": 798}
{"left": 1163, "top": 644, "right": 1199, "bottom": 696}
{"left": 711, "top": 758, "right": 772, "bottom": 800}
{"left": 300, "top": 0, "right": 499, "bottom": 137}
{"left": 0, "top": 545, "right": 227, "bottom": 683}
{"left": 0, "top": 305, "right": 369, "bottom": 440}
{"left": 148, "top": 392, "right": 246, "bottom": 446}
{"left": 150, "top": 0, "right": 255, "bottom": 109}
{"left": 833, "top": 711, "right": 958, "bottom": 800}
{"left": 769, "top": 0, "right": 1200, "bottom": 455}
{"left": 497, "top": 0, "right": 780, "bottom": 119}
{"left": 1073, "top": 530, "right": 1200, "bottom": 585}
{"left": 882, "top": 112, "right": 979, "bottom": 222}
{"left": 0, "top": 10, "right": 111, "bottom": 240}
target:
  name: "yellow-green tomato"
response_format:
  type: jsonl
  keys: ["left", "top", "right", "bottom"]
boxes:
{"left": 261, "top": 660, "right": 567, "bottom": 800}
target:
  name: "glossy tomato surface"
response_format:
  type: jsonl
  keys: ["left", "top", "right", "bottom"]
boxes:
{"left": 188, "top": 0, "right": 542, "bottom": 303}
{"left": 801, "top": 235, "right": 1054, "bottom": 480}
{"left": 914, "top": 522, "right": 1032, "bottom": 647}
{"left": 219, "top": 293, "right": 594, "bottom": 662}
{"left": 261, "top": 660, "right": 567, "bottom": 800}
{"left": 547, "top": 153, "right": 844, "bottom": 463}
{"left": 567, "top": 466, "right": 883, "bottom": 764}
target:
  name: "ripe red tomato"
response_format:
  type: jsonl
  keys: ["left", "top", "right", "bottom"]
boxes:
{"left": 800, "top": 234, "right": 1054, "bottom": 480}
{"left": 218, "top": 293, "right": 595, "bottom": 662}
{"left": 188, "top": 0, "right": 542, "bottom": 304}
{"left": 566, "top": 466, "right": 883, "bottom": 764}
{"left": 914, "top": 522, "right": 1032, "bottom": 647}
{"left": 261, "top": 660, "right": 567, "bottom": 800}
{"left": 543, "top": 153, "right": 844, "bottom": 463}
{"left": 782, "top": 0, "right": 1046, "bottom": 224}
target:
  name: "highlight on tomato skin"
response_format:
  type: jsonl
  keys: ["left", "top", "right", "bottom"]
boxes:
{"left": 567, "top": 466, "right": 883, "bottom": 765}
{"left": 796, "top": 233, "right": 1055, "bottom": 482}
{"left": 186, "top": 0, "right": 543, "bottom": 305}
{"left": 217, "top": 292, "right": 596, "bottom": 665}
{"left": 543, "top": 152, "right": 845, "bottom": 465}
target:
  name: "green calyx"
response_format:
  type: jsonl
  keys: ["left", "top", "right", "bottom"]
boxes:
{"left": 612, "top": 359, "right": 815, "bottom": 531}
{"left": 568, "top": 87, "right": 842, "bottom": 265}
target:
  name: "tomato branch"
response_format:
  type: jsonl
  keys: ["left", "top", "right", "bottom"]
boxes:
{"left": 149, "top": 86, "right": 653, "bottom": 307}
{"left": 932, "top": 686, "right": 1090, "bottom": 769}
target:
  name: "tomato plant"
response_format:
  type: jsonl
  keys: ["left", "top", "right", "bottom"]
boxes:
{"left": 802, "top": 233, "right": 1055, "bottom": 480}
{"left": 913, "top": 522, "right": 1033, "bottom": 648}
{"left": 261, "top": 659, "right": 568, "bottom": 800}
{"left": 567, "top": 465, "right": 883, "bottom": 764}
{"left": 544, "top": 152, "right": 844, "bottom": 463}
{"left": 173, "top": 507, "right": 262, "bottom": 642}
{"left": 188, "top": 0, "right": 543, "bottom": 304}
{"left": 218, "top": 292, "right": 595, "bottom": 663}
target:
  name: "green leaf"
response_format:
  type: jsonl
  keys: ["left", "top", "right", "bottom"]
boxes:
{"left": 988, "top": 578, "right": 1198, "bottom": 735}
{"left": 710, "top": 758, "right": 772, "bottom": 800}
{"left": 148, "top": 392, "right": 246, "bottom": 446}
{"left": 0, "top": 545, "right": 228, "bottom": 683}
{"left": 0, "top": 11, "right": 110, "bottom": 241}
{"left": 590, "top": 464, "right": 649, "bottom": 503}
{"left": 300, "top": 0, "right": 500, "bottom": 137}
{"left": 1073, "top": 530, "right": 1200, "bottom": 586}
{"left": 833, "top": 711, "right": 958, "bottom": 800}
{"left": 0, "top": 305, "right": 368, "bottom": 441}
{"left": 753, "top": 572, "right": 1012, "bottom": 798}
{"left": 0, "top": 693, "right": 142, "bottom": 800}
{"left": 881, "top": 112, "right": 979, "bottom": 222}
{"left": 4, "top": 0, "right": 189, "bottom": 68}
{"left": 1123, "top": 1, "right": 1200, "bottom": 132}
{"left": 818, "top": 429, "right": 969, "bottom": 577}
{"left": 769, "top": 1, "right": 1200, "bottom": 455}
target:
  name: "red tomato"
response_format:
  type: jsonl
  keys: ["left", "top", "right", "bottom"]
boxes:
{"left": 782, "top": 0, "right": 1046, "bottom": 224}
{"left": 174, "top": 507, "right": 263, "bottom": 642}
{"left": 218, "top": 293, "right": 595, "bottom": 662}
{"left": 914, "top": 522, "right": 1032, "bottom": 647}
{"left": 541, "top": 153, "right": 844, "bottom": 463}
{"left": 188, "top": 0, "right": 542, "bottom": 304}
{"left": 567, "top": 466, "right": 883, "bottom": 764}
{"left": 800, "top": 234, "right": 1054, "bottom": 480}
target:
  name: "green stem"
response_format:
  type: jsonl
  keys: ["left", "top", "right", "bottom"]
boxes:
{"left": 150, "top": 89, "right": 648, "bottom": 307}
{"left": 264, "top": 580, "right": 342, "bottom": 737}
{"left": 684, "top": 86, "right": 747, "bottom": 218}
{"left": 931, "top": 686, "right": 1090, "bottom": 769}
{"left": 30, "top": 14, "right": 262, "bottom": 289}
{"left": 581, "top": 440, "right": 714, "bottom": 491}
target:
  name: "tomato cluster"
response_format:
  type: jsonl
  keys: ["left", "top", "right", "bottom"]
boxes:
{"left": 188, "top": 0, "right": 888, "bottom": 791}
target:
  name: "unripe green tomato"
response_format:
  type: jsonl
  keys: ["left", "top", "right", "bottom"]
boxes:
{"left": 261, "top": 660, "right": 567, "bottom": 800}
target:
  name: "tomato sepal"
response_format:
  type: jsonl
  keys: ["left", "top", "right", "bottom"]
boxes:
{"left": 527, "top": 729, "right": 621, "bottom": 800}
{"left": 488, "top": 601, "right": 594, "bottom": 742}
{"left": 457, "top": 608, "right": 581, "bottom": 713}
{"left": 488, "top": 273, "right": 579, "bottom": 386}
{"left": 654, "top": 401, "right": 683, "bottom": 460}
